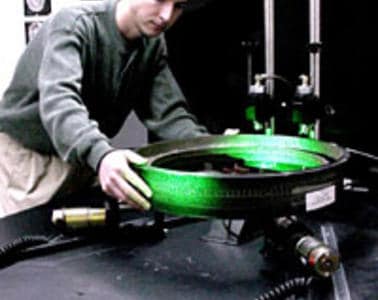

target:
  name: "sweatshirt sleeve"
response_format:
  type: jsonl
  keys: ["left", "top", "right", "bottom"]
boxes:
{"left": 38, "top": 18, "right": 113, "bottom": 171}
{"left": 135, "top": 37, "right": 209, "bottom": 141}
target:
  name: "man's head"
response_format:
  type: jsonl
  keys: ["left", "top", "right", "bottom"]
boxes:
{"left": 116, "top": 0, "right": 189, "bottom": 39}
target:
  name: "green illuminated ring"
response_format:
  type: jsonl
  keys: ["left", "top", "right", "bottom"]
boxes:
{"left": 135, "top": 134, "right": 349, "bottom": 218}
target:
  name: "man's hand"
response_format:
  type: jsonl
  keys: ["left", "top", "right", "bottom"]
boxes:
{"left": 98, "top": 149, "right": 152, "bottom": 210}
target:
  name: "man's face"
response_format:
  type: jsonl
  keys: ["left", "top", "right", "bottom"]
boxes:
{"left": 129, "top": 0, "right": 188, "bottom": 37}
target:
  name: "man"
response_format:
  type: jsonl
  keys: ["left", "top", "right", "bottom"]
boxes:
{"left": 0, "top": 0, "right": 209, "bottom": 218}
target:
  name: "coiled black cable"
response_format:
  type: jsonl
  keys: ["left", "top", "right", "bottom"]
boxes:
{"left": 0, "top": 235, "right": 50, "bottom": 266}
{"left": 254, "top": 276, "right": 313, "bottom": 300}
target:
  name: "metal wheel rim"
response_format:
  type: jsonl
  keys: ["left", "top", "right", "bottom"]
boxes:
{"left": 135, "top": 134, "right": 349, "bottom": 218}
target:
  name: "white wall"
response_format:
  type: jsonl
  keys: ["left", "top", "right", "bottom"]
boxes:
{"left": 0, "top": 3, "right": 25, "bottom": 97}
{"left": 0, "top": 1, "right": 80, "bottom": 97}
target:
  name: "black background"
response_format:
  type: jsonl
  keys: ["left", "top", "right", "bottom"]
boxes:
{"left": 166, "top": 0, "right": 377, "bottom": 154}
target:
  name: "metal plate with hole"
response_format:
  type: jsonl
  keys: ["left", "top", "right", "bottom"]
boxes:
{"left": 135, "top": 134, "right": 349, "bottom": 218}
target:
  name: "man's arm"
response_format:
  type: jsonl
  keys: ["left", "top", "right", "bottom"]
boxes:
{"left": 38, "top": 12, "right": 151, "bottom": 209}
{"left": 38, "top": 20, "right": 112, "bottom": 171}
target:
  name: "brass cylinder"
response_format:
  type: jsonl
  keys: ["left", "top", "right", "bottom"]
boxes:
{"left": 52, "top": 208, "right": 106, "bottom": 229}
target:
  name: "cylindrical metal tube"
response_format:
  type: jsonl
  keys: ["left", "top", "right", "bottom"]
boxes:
{"left": 264, "top": 0, "right": 275, "bottom": 133}
{"left": 296, "top": 235, "right": 340, "bottom": 277}
{"left": 52, "top": 208, "right": 107, "bottom": 229}
{"left": 309, "top": 0, "right": 322, "bottom": 138}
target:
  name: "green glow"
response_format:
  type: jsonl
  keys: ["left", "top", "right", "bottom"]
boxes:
{"left": 254, "top": 120, "right": 263, "bottom": 131}
{"left": 209, "top": 147, "right": 327, "bottom": 172}
{"left": 265, "top": 127, "right": 273, "bottom": 135}
{"left": 214, "top": 135, "right": 338, "bottom": 158}
{"left": 309, "top": 129, "right": 316, "bottom": 139}
{"left": 245, "top": 106, "right": 256, "bottom": 121}
{"left": 299, "top": 124, "right": 316, "bottom": 139}
{"left": 135, "top": 134, "right": 346, "bottom": 217}
{"left": 137, "top": 167, "right": 226, "bottom": 217}
{"left": 292, "top": 110, "right": 302, "bottom": 123}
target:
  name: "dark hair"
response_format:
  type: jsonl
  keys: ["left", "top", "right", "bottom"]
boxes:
{"left": 185, "top": 0, "right": 215, "bottom": 12}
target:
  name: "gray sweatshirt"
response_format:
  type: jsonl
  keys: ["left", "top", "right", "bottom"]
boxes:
{"left": 0, "top": 0, "right": 208, "bottom": 171}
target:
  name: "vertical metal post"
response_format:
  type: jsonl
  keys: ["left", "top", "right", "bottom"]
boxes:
{"left": 246, "top": 44, "right": 254, "bottom": 95}
{"left": 309, "top": 0, "right": 321, "bottom": 138}
{"left": 321, "top": 224, "right": 352, "bottom": 300}
{"left": 264, "top": 0, "right": 275, "bottom": 133}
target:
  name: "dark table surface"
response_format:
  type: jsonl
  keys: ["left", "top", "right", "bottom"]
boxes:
{"left": 0, "top": 189, "right": 377, "bottom": 300}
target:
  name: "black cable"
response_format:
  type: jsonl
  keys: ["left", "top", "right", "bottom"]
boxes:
{"left": 259, "top": 73, "right": 294, "bottom": 90}
{"left": 253, "top": 276, "right": 313, "bottom": 300}
{"left": 222, "top": 219, "right": 240, "bottom": 239}
{"left": 346, "top": 147, "right": 378, "bottom": 162}
{"left": 0, "top": 235, "right": 50, "bottom": 266}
